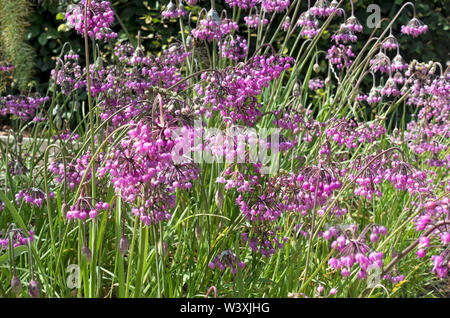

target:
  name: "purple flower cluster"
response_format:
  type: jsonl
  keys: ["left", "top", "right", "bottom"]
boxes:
{"left": 65, "top": 0, "right": 117, "bottom": 41}
{"left": 208, "top": 249, "right": 245, "bottom": 273}
{"left": 401, "top": 18, "right": 428, "bottom": 37}
{"left": 327, "top": 44, "right": 355, "bottom": 69}
{"left": 219, "top": 35, "right": 248, "bottom": 61}
{"left": 0, "top": 95, "right": 49, "bottom": 121}
{"left": 0, "top": 230, "right": 33, "bottom": 250}
{"left": 15, "top": 188, "right": 55, "bottom": 207}
{"left": 162, "top": 1, "right": 187, "bottom": 19}
{"left": 192, "top": 10, "right": 238, "bottom": 41}
{"left": 98, "top": 120, "right": 198, "bottom": 225}
{"left": 194, "top": 53, "right": 294, "bottom": 125}
{"left": 310, "top": 0, "right": 336, "bottom": 18}
{"left": 261, "top": 0, "right": 290, "bottom": 13}
{"left": 326, "top": 224, "right": 386, "bottom": 279}
{"left": 225, "top": 0, "right": 259, "bottom": 10}
{"left": 308, "top": 78, "right": 325, "bottom": 91}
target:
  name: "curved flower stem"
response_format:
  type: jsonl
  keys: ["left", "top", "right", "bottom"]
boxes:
{"left": 303, "top": 163, "right": 322, "bottom": 286}
{"left": 310, "top": 147, "right": 406, "bottom": 243}
{"left": 205, "top": 286, "right": 218, "bottom": 298}
{"left": 381, "top": 220, "right": 450, "bottom": 278}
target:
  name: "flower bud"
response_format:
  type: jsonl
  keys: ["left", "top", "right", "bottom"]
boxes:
{"left": 119, "top": 235, "right": 129, "bottom": 256}
{"left": 82, "top": 245, "right": 92, "bottom": 263}
{"left": 215, "top": 189, "right": 223, "bottom": 210}
{"left": 195, "top": 225, "right": 203, "bottom": 240}
{"left": 28, "top": 279, "right": 39, "bottom": 298}
{"left": 11, "top": 275, "right": 21, "bottom": 297}
{"left": 313, "top": 63, "right": 320, "bottom": 73}
{"left": 293, "top": 82, "right": 301, "bottom": 96}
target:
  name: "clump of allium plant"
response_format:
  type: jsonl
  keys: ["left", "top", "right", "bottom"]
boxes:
{"left": 0, "top": 0, "right": 448, "bottom": 299}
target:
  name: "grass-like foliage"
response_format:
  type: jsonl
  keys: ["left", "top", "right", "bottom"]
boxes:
{"left": 0, "top": 0, "right": 448, "bottom": 298}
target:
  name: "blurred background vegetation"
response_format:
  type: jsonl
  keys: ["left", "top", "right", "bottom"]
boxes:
{"left": 0, "top": 0, "right": 448, "bottom": 95}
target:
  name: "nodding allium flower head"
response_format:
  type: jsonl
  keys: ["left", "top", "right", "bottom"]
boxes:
{"left": 65, "top": 0, "right": 118, "bottom": 41}
{"left": 162, "top": 1, "right": 187, "bottom": 19}
{"left": 219, "top": 35, "right": 248, "bottom": 61}
{"left": 0, "top": 228, "right": 34, "bottom": 250}
{"left": 297, "top": 11, "right": 320, "bottom": 28}
{"left": 98, "top": 118, "right": 199, "bottom": 226}
{"left": 208, "top": 249, "right": 245, "bottom": 273}
{"left": 391, "top": 54, "right": 408, "bottom": 71}
{"left": 51, "top": 53, "right": 83, "bottom": 95}
{"left": 261, "top": 0, "right": 290, "bottom": 13}
{"left": 282, "top": 16, "right": 291, "bottom": 31}
{"left": 66, "top": 197, "right": 110, "bottom": 220}
{"left": 244, "top": 14, "right": 269, "bottom": 28}
{"left": 327, "top": 224, "right": 386, "bottom": 279}
{"left": 224, "top": 0, "right": 259, "bottom": 9}
{"left": 381, "top": 77, "right": 400, "bottom": 97}
{"left": 308, "top": 78, "right": 325, "bottom": 91}
{"left": 301, "top": 25, "right": 320, "bottom": 38}
{"left": 332, "top": 25, "right": 358, "bottom": 44}
{"left": 370, "top": 51, "right": 391, "bottom": 73}
{"left": 192, "top": 10, "right": 238, "bottom": 41}
{"left": 344, "top": 16, "right": 363, "bottom": 33}
{"left": 243, "top": 225, "right": 288, "bottom": 257}
{"left": 15, "top": 188, "right": 55, "bottom": 207}
{"left": 382, "top": 35, "right": 399, "bottom": 50}
{"left": 393, "top": 71, "right": 405, "bottom": 85}
{"left": 367, "top": 86, "right": 382, "bottom": 104}
{"left": 401, "top": 17, "right": 428, "bottom": 37}
{"left": 310, "top": 0, "right": 336, "bottom": 17}
{"left": 326, "top": 44, "right": 355, "bottom": 69}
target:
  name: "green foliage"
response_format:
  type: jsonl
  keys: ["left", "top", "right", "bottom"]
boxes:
{"left": 0, "top": 0, "right": 36, "bottom": 92}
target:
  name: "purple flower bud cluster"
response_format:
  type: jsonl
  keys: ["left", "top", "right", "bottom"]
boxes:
{"left": 325, "top": 119, "right": 386, "bottom": 150}
{"left": 381, "top": 77, "right": 400, "bottom": 96}
{"left": 51, "top": 53, "right": 83, "bottom": 95}
{"left": 65, "top": 0, "right": 117, "bottom": 41}
{"left": 67, "top": 198, "right": 110, "bottom": 220}
{"left": 382, "top": 35, "right": 399, "bottom": 51}
{"left": 208, "top": 249, "right": 245, "bottom": 273}
{"left": 331, "top": 25, "right": 358, "bottom": 44}
{"left": 49, "top": 152, "right": 99, "bottom": 189}
{"left": 370, "top": 51, "right": 391, "bottom": 73}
